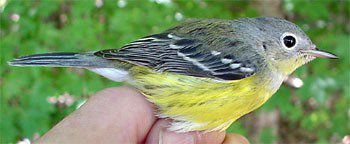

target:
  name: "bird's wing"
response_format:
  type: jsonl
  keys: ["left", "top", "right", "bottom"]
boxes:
{"left": 94, "top": 33, "right": 257, "bottom": 81}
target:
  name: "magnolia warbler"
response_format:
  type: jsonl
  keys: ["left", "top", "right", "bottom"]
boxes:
{"left": 9, "top": 17, "right": 337, "bottom": 132}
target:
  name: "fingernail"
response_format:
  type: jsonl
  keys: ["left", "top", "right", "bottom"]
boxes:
{"left": 160, "top": 127, "right": 195, "bottom": 144}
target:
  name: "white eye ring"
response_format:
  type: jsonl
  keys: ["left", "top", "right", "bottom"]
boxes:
{"left": 280, "top": 32, "right": 298, "bottom": 50}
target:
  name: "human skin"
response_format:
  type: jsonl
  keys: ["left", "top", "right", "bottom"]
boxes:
{"left": 36, "top": 87, "right": 249, "bottom": 144}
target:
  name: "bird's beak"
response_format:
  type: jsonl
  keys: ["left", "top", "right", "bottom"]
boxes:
{"left": 301, "top": 48, "right": 338, "bottom": 59}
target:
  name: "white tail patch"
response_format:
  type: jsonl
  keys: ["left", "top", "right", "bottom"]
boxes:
{"left": 88, "top": 68, "right": 130, "bottom": 82}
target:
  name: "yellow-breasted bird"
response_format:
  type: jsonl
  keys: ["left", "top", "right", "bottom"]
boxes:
{"left": 9, "top": 17, "right": 337, "bottom": 132}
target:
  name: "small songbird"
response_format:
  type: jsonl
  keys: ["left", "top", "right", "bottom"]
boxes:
{"left": 9, "top": 17, "right": 337, "bottom": 132}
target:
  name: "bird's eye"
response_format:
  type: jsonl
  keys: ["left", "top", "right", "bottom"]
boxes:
{"left": 283, "top": 36, "right": 296, "bottom": 48}
{"left": 281, "top": 33, "right": 298, "bottom": 49}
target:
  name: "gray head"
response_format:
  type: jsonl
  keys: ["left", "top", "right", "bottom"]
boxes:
{"left": 242, "top": 17, "right": 337, "bottom": 74}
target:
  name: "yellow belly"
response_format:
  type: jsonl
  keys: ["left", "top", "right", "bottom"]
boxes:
{"left": 129, "top": 66, "right": 275, "bottom": 132}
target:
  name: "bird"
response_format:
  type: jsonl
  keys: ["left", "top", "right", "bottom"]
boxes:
{"left": 8, "top": 17, "right": 338, "bottom": 132}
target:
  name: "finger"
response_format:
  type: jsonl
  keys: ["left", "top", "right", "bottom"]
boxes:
{"left": 223, "top": 133, "right": 249, "bottom": 144}
{"left": 36, "top": 86, "right": 157, "bottom": 144}
{"left": 145, "top": 119, "right": 226, "bottom": 144}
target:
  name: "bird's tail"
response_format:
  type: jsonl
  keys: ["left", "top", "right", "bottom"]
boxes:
{"left": 8, "top": 52, "right": 113, "bottom": 68}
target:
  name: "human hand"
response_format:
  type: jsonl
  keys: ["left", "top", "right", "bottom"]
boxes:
{"left": 36, "top": 87, "right": 249, "bottom": 144}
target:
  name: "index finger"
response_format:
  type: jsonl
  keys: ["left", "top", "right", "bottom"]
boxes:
{"left": 36, "top": 87, "right": 157, "bottom": 143}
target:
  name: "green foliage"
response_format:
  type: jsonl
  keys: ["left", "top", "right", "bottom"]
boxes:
{"left": 0, "top": 0, "right": 349, "bottom": 143}
{"left": 260, "top": 128, "right": 277, "bottom": 143}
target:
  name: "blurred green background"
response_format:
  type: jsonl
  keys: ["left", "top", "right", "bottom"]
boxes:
{"left": 0, "top": 0, "right": 349, "bottom": 143}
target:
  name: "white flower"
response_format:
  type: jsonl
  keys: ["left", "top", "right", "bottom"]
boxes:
{"left": 174, "top": 12, "right": 184, "bottom": 21}
{"left": 10, "top": 13, "right": 20, "bottom": 22}
{"left": 118, "top": 0, "right": 127, "bottom": 8}
{"left": 95, "top": 0, "right": 103, "bottom": 8}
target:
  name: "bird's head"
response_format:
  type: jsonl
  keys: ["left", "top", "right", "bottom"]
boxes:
{"left": 253, "top": 17, "right": 337, "bottom": 75}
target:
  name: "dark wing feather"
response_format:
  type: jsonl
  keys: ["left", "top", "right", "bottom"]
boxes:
{"left": 94, "top": 33, "right": 256, "bottom": 80}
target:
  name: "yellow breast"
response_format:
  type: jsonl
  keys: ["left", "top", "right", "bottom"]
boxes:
{"left": 129, "top": 66, "right": 276, "bottom": 132}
